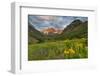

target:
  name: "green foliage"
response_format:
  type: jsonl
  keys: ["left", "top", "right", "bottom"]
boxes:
{"left": 28, "top": 38, "right": 88, "bottom": 60}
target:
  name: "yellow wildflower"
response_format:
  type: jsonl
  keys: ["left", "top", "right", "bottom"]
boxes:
{"left": 64, "top": 48, "right": 75, "bottom": 55}
{"left": 64, "top": 49, "right": 69, "bottom": 54}
{"left": 68, "top": 48, "right": 75, "bottom": 54}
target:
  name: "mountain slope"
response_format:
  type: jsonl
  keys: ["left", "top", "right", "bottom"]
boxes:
{"left": 61, "top": 20, "right": 88, "bottom": 39}
{"left": 28, "top": 22, "right": 45, "bottom": 44}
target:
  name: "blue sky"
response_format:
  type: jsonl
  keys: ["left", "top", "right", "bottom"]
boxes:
{"left": 28, "top": 15, "right": 88, "bottom": 31}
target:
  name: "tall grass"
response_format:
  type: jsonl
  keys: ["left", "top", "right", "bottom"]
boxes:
{"left": 28, "top": 38, "right": 88, "bottom": 60}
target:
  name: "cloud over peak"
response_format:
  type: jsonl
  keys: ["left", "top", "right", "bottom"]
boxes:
{"left": 28, "top": 15, "right": 88, "bottom": 31}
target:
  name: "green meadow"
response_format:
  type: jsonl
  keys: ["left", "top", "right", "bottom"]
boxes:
{"left": 28, "top": 38, "right": 88, "bottom": 60}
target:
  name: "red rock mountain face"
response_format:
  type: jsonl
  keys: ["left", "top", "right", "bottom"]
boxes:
{"left": 41, "top": 28, "right": 62, "bottom": 35}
